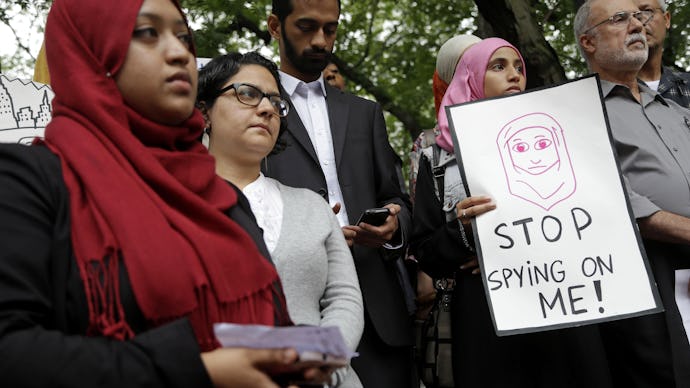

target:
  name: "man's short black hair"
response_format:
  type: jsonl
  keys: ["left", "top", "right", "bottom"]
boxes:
{"left": 271, "top": 0, "right": 341, "bottom": 22}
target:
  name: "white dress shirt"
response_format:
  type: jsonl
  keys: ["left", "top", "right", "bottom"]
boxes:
{"left": 645, "top": 79, "right": 660, "bottom": 92}
{"left": 280, "top": 71, "right": 350, "bottom": 226}
{"left": 242, "top": 173, "right": 283, "bottom": 254}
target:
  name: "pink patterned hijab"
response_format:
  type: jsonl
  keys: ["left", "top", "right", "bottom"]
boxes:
{"left": 436, "top": 37, "right": 526, "bottom": 153}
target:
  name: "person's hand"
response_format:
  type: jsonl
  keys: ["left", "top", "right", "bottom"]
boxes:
{"left": 341, "top": 226, "right": 357, "bottom": 247}
{"left": 352, "top": 203, "right": 400, "bottom": 248}
{"left": 459, "top": 256, "right": 481, "bottom": 275}
{"left": 201, "top": 347, "right": 331, "bottom": 388}
{"left": 332, "top": 203, "right": 357, "bottom": 247}
{"left": 456, "top": 196, "right": 496, "bottom": 227}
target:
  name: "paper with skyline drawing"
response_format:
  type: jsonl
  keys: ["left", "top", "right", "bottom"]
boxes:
{"left": 0, "top": 74, "right": 53, "bottom": 144}
{"left": 0, "top": 59, "right": 210, "bottom": 145}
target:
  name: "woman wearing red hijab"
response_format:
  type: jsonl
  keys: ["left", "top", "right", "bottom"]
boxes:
{"left": 0, "top": 0, "right": 327, "bottom": 386}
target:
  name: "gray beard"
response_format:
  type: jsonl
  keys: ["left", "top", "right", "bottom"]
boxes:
{"left": 594, "top": 33, "right": 648, "bottom": 72}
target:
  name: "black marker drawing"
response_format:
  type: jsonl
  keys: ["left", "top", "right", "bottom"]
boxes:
{"left": 0, "top": 74, "right": 53, "bottom": 144}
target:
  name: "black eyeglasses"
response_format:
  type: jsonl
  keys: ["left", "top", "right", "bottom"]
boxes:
{"left": 217, "top": 83, "right": 290, "bottom": 117}
{"left": 583, "top": 9, "right": 655, "bottom": 35}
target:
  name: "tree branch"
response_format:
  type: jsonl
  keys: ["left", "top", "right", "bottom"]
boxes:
{"left": 331, "top": 55, "right": 422, "bottom": 138}
{"left": 474, "top": 0, "right": 566, "bottom": 88}
{"left": 353, "top": 0, "right": 380, "bottom": 68}
{"left": 211, "top": 12, "right": 271, "bottom": 45}
{"left": 0, "top": 12, "right": 36, "bottom": 62}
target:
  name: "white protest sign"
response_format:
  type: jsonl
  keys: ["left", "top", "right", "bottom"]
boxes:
{"left": 0, "top": 74, "right": 53, "bottom": 144}
{"left": 447, "top": 75, "right": 662, "bottom": 335}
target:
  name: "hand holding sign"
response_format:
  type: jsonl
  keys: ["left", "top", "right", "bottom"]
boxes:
{"left": 456, "top": 195, "right": 496, "bottom": 227}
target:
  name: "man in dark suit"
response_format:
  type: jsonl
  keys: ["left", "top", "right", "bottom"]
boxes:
{"left": 265, "top": 1, "right": 415, "bottom": 386}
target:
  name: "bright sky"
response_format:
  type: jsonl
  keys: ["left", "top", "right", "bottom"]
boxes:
{"left": 0, "top": 4, "right": 47, "bottom": 79}
{"left": 0, "top": 4, "right": 274, "bottom": 79}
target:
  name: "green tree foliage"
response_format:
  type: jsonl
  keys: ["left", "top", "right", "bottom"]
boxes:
{"left": 176, "top": 0, "right": 689, "bottom": 138}
{"left": 322, "top": 0, "right": 478, "bottom": 155}
{"left": 183, "top": 0, "right": 274, "bottom": 56}
{"left": 1, "top": 0, "right": 688, "bottom": 170}
{"left": 665, "top": 0, "right": 690, "bottom": 70}
{"left": 0, "top": 0, "right": 51, "bottom": 76}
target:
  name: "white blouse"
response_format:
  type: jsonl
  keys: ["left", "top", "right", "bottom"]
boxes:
{"left": 242, "top": 173, "right": 283, "bottom": 254}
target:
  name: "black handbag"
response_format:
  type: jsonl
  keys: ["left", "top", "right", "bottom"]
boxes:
{"left": 418, "top": 278, "right": 454, "bottom": 388}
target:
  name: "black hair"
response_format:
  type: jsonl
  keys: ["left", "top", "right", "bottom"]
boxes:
{"left": 197, "top": 51, "right": 287, "bottom": 154}
{"left": 271, "top": 0, "right": 341, "bottom": 22}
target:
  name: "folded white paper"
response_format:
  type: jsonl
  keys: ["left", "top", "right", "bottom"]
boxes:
{"left": 213, "top": 323, "right": 357, "bottom": 365}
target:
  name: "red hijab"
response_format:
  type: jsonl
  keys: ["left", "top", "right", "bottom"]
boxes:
{"left": 43, "top": 0, "right": 288, "bottom": 350}
{"left": 432, "top": 71, "right": 449, "bottom": 116}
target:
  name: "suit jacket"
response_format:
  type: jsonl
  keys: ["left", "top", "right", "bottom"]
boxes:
{"left": 263, "top": 82, "right": 413, "bottom": 347}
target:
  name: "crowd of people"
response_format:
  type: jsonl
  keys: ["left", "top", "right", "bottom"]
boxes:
{"left": 0, "top": 0, "right": 689, "bottom": 387}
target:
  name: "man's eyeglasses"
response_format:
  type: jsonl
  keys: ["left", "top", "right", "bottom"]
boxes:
{"left": 582, "top": 9, "right": 655, "bottom": 35}
{"left": 218, "top": 83, "right": 290, "bottom": 117}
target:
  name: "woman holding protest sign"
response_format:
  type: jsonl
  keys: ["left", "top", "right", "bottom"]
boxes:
{"left": 410, "top": 37, "right": 613, "bottom": 388}
{"left": 0, "top": 0, "right": 333, "bottom": 386}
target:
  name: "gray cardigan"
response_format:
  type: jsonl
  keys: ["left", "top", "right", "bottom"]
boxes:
{"left": 268, "top": 179, "right": 364, "bottom": 388}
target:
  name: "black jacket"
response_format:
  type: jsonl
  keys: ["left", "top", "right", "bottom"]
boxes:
{"left": 0, "top": 144, "right": 271, "bottom": 388}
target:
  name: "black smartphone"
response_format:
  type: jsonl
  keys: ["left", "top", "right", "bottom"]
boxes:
{"left": 356, "top": 207, "right": 391, "bottom": 226}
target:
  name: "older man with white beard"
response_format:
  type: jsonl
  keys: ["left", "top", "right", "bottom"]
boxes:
{"left": 575, "top": 0, "right": 690, "bottom": 386}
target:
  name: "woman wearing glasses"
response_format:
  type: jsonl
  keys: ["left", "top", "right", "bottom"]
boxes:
{"left": 0, "top": 0, "right": 337, "bottom": 386}
{"left": 197, "top": 52, "right": 365, "bottom": 388}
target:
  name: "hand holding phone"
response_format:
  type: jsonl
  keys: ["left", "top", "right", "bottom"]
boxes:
{"left": 351, "top": 205, "right": 401, "bottom": 248}
{"left": 356, "top": 207, "right": 391, "bottom": 226}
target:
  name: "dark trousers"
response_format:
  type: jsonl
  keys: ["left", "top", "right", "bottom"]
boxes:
{"left": 352, "top": 310, "right": 415, "bottom": 388}
{"left": 600, "top": 313, "right": 675, "bottom": 388}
